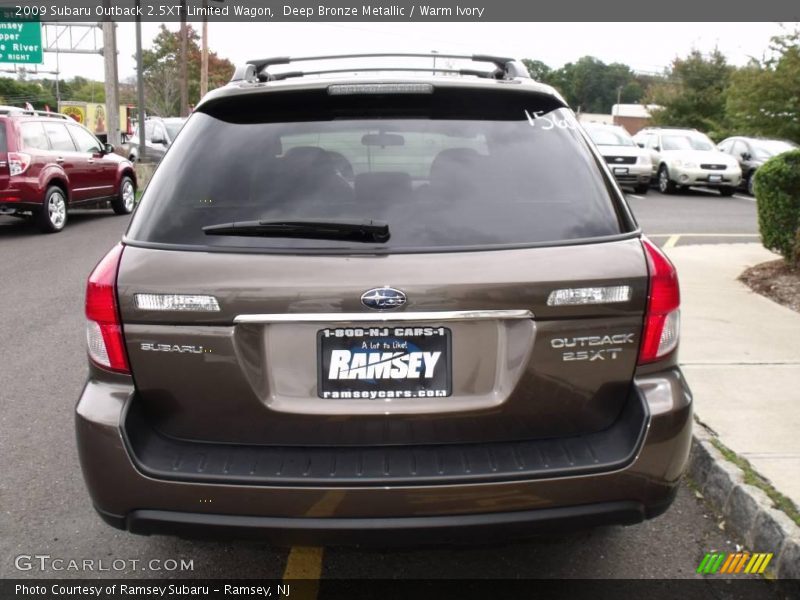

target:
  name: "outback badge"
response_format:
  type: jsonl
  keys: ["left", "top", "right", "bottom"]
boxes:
{"left": 361, "top": 287, "right": 406, "bottom": 310}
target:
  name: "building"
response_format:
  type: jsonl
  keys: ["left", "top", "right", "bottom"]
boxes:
{"left": 611, "top": 104, "right": 661, "bottom": 135}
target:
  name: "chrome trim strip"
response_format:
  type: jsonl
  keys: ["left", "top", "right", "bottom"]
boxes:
{"left": 234, "top": 309, "right": 533, "bottom": 324}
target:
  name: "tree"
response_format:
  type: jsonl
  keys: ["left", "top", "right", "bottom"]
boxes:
{"left": 521, "top": 59, "right": 552, "bottom": 82}
{"left": 118, "top": 76, "right": 137, "bottom": 106}
{"left": 522, "top": 56, "right": 648, "bottom": 113}
{"left": 139, "top": 24, "right": 234, "bottom": 117}
{"left": 646, "top": 49, "right": 732, "bottom": 139}
{"left": 726, "top": 30, "right": 800, "bottom": 143}
{"left": 0, "top": 75, "right": 113, "bottom": 110}
{"left": 68, "top": 76, "right": 105, "bottom": 103}
{"left": 0, "top": 77, "right": 63, "bottom": 108}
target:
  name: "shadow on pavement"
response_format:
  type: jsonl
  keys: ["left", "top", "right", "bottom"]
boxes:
{"left": 0, "top": 210, "right": 122, "bottom": 239}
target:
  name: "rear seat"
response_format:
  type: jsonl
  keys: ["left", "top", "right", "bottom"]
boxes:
{"left": 418, "top": 147, "right": 485, "bottom": 201}
{"left": 273, "top": 146, "right": 354, "bottom": 206}
{"left": 355, "top": 172, "right": 413, "bottom": 205}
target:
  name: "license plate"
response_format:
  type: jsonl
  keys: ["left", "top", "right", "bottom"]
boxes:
{"left": 709, "top": 174, "right": 722, "bottom": 182}
{"left": 613, "top": 167, "right": 629, "bottom": 175}
{"left": 317, "top": 326, "right": 452, "bottom": 399}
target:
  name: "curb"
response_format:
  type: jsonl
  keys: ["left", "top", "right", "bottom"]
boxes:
{"left": 688, "top": 424, "right": 800, "bottom": 579}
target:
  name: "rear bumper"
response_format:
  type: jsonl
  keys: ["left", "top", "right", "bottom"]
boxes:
{"left": 0, "top": 200, "right": 42, "bottom": 213}
{"left": 0, "top": 180, "right": 44, "bottom": 207}
{"left": 121, "top": 384, "right": 648, "bottom": 486}
{"left": 75, "top": 369, "right": 692, "bottom": 543}
{"left": 670, "top": 166, "right": 741, "bottom": 187}
{"left": 99, "top": 498, "right": 675, "bottom": 546}
{"left": 607, "top": 164, "right": 651, "bottom": 186}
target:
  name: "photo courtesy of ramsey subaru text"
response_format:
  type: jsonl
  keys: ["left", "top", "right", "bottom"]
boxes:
{"left": 75, "top": 54, "right": 692, "bottom": 544}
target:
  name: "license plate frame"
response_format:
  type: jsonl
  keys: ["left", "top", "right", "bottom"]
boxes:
{"left": 317, "top": 326, "right": 452, "bottom": 399}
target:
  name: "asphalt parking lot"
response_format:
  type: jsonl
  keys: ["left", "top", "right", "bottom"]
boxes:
{"left": 627, "top": 187, "right": 759, "bottom": 248}
{"left": 0, "top": 188, "right": 772, "bottom": 585}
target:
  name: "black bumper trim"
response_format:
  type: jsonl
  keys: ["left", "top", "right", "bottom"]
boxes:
{"left": 0, "top": 201, "right": 42, "bottom": 212}
{"left": 120, "top": 501, "right": 647, "bottom": 544}
{"left": 122, "top": 387, "right": 649, "bottom": 487}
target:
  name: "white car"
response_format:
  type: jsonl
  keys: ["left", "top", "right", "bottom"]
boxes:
{"left": 583, "top": 123, "right": 652, "bottom": 194}
{"left": 633, "top": 127, "right": 741, "bottom": 196}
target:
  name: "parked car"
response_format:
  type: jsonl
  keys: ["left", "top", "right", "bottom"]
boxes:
{"left": 122, "top": 116, "right": 186, "bottom": 162}
{"left": 633, "top": 127, "right": 741, "bottom": 196}
{"left": 717, "top": 136, "right": 798, "bottom": 195}
{"left": 76, "top": 53, "right": 691, "bottom": 544}
{"left": 0, "top": 106, "right": 136, "bottom": 233}
{"left": 583, "top": 123, "right": 652, "bottom": 194}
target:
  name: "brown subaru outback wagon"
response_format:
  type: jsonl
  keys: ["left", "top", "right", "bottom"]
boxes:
{"left": 76, "top": 54, "right": 692, "bottom": 544}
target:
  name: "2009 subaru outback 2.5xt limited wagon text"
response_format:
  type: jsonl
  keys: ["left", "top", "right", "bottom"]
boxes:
{"left": 76, "top": 53, "right": 692, "bottom": 544}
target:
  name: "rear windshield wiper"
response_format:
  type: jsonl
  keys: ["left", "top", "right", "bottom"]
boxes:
{"left": 202, "top": 219, "right": 390, "bottom": 243}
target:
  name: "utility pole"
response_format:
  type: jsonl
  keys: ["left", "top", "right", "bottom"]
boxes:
{"left": 102, "top": 1, "right": 120, "bottom": 147}
{"left": 135, "top": 0, "right": 146, "bottom": 161}
{"left": 54, "top": 49, "right": 60, "bottom": 106}
{"left": 179, "top": 0, "right": 188, "bottom": 117}
{"left": 200, "top": 0, "right": 208, "bottom": 98}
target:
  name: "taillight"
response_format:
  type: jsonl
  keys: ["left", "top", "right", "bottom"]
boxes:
{"left": 85, "top": 244, "right": 129, "bottom": 373}
{"left": 8, "top": 152, "right": 31, "bottom": 176}
{"left": 639, "top": 237, "right": 680, "bottom": 364}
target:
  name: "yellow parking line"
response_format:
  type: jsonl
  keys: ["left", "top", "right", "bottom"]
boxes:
{"left": 283, "top": 547, "right": 323, "bottom": 599}
{"left": 283, "top": 546, "right": 324, "bottom": 600}
{"left": 283, "top": 546, "right": 324, "bottom": 580}
{"left": 305, "top": 490, "right": 347, "bottom": 517}
{"left": 664, "top": 235, "right": 681, "bottom": 248}
{"left": 281, "top": 491, "right": 346, "bottom": 596}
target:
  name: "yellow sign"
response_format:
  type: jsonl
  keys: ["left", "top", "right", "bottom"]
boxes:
{"left": 85, "top": 104, "right": 107, "bottom": 135}
{"left": 59, "top": 102, "right": 130, "bottom": 135}
{"left": 60, "top": 103, "right": 85, "bottom": 124}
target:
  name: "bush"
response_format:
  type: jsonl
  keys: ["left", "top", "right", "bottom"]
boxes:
{"left": 754, "top": 149, "right": 800, "bottom": 266}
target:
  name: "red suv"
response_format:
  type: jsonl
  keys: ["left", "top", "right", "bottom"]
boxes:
{"left": 0, "top": 107, "right": 137, "bottom": 233}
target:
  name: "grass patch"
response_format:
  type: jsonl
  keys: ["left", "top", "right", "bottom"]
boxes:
{"left": 710, "top": 437, "right": 800, "bottom": 527}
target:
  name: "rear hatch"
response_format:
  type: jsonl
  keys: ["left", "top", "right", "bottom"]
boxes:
{"left": 118, "top": 81, "right": 647, "bottom": 447}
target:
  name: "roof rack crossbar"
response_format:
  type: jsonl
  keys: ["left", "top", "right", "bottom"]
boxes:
{"left": 270, "top": 67, "right": 504, "bottom": 81}
{"left": 231, "top": 53, "right": 530, "bottom": 83}
{"left": 0, "top": 106, "right": 69, "bottom": 120}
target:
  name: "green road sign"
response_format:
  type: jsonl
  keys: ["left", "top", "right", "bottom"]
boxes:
{"left": 0, "top": 15, "right": 43, "bottom": 65}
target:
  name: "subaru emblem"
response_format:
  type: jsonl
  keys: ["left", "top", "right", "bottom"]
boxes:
{"left": 361, "top": 287, "right": 406, "bottom": 310}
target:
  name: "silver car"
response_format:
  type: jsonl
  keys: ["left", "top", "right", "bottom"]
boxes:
{"left": 583, "top": 123, "right": 652, "bottom": 194}
{"left": 633, "top": 127, "right": 741, "bottom": 196}
{"left": 123, "top": 117, "right": 186, "bottom": 163}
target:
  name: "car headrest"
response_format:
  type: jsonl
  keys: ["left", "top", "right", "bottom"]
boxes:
{"left": 429, "top": 148, "right": 482, "bottom": 186}
{"left": 282, "top": 146, "right": 330, "bottom": 168}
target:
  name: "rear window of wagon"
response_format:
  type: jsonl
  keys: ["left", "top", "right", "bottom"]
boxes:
{"left": 126, "top": 87, "right": 629, "bottom": 253}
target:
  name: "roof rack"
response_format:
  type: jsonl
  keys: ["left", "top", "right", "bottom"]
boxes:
{"left": 231, "top": 53, "right": 531, "bottom": 83}
{"left": 0, "top": 105, "right": 70, "bottom": 120}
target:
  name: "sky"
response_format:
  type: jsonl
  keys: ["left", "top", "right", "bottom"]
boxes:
{"left": 16, "top": 21, "right": 798, "bottom": 82}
